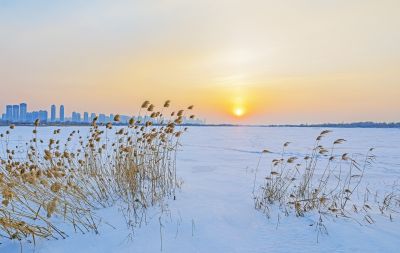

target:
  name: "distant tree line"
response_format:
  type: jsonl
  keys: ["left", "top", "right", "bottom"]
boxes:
{"left": 1, "top": 121, "right": 399, "bottom": 128}
{"left": 267, "top": 122, "right": 400, "bottom": 128}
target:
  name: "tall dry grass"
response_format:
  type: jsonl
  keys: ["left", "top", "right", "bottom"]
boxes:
{"left": 254, "top": 130, "right": 400, "bottom": 239}
{"left": 0, "top": 101, "right": 193, "bottom": 246}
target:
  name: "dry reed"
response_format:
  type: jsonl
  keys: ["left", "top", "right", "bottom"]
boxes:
{"left": 254, "top": 130, "right": 400, "bottom": 239}
{"left": 0, "top": 100, "right": 193, "bottom": 246}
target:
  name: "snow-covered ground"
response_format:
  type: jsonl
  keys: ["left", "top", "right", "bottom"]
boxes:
{"left": 2, "top": 126, "right": 400, "bottom": 253}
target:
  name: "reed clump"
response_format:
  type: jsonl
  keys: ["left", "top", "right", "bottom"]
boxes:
{"left": 0, "top": 101, "right": 192, "bottom": 245}
{"left": 254, "top": 130, "right": 400, "bottom": 238}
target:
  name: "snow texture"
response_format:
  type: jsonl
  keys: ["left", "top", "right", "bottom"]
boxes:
{"left": 1, "top": 126, "right": 400, "bottom": 253}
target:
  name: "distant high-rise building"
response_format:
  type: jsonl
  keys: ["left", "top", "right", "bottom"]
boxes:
{"left": 120, "top": 115, "right": 129, "bottom": 124}
{"left": 98, "top": 114, "right": 106, "bottom": 123}
{"left": 19, "top": 103, "right": 27, "bottom": 122}
{"left": 27, "top": 111, "right": 40, "bottom": 123}
{"left": 12, "top": 105, "right": 19, "bottom": 122}
{"left": 38, "top": 110, "right": 48, "bottom": 122}
{"left": 5, "top": 105, "right": 13, "bottom": 121}
{"left": 60, "top": 105, "right": 65, "bottom": 122}
{"left": 90, "top": 113, "right": 96, "bottom": 122}
{"left": 71, "top": 112, "right": 82, "bottom": 122}
{"left": 25, "top": 112, "right": 32, "bottom": 122}
{"left": 51, "top": 105, "right": 56, "bottom": 122}
{"left": 83, "top": 112, "right": 89, "bottom": 122}
{"left": 29, "top": 111, "right": 40, "bottom": 122}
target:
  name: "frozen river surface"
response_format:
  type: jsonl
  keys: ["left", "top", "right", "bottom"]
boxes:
{"left": 1, "top": 126, "right": 400, "bottom": 253}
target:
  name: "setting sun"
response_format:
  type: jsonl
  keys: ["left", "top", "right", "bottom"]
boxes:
{"left": 233, "top": 107, "right": 245, "bottom": 117}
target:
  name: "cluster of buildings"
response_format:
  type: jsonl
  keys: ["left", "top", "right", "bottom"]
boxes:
{"left": 1, "top": 103, "right": 64, "bottom": 123}
{"left": 0, "top": 102, "right": 205, "bottom": 125}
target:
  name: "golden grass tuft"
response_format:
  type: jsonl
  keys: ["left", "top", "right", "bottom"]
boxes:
{"left": 254, "top": 130, "right": 400, "bottom": 239}
{"left": 0, "top": 100, "right": 190, "bottom": 245}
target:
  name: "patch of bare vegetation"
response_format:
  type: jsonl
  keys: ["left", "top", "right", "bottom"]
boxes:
{"left": 0, "top": 101, "right": 194, "bottom": 246}
{"left": 254, "top": 130, "right": 400, "bottom": 238}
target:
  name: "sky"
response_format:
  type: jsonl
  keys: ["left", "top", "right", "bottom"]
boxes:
{"left": 0, "top": 0, "right": 399, "bottom": 124}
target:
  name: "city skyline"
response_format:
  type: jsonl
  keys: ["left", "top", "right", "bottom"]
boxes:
{"left": 0, "top": 102, "right": 205, "bottom": 125}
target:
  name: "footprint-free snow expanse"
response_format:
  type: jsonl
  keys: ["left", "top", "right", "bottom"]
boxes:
{"left": 2, "top": 126, "right": 400, "bottom": 253}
